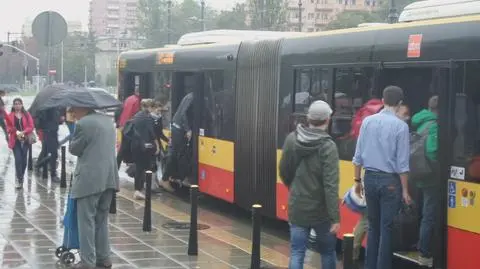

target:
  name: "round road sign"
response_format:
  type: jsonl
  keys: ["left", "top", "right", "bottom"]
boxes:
{"left": 32, "top": 11, "right": 68, "bottom": 47}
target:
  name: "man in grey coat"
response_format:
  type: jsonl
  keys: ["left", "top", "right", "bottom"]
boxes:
{"left": 69, "top": 108, "right": 119, "bottom": 269}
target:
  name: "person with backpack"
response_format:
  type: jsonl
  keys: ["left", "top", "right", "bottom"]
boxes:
{"left": 279, "top": 100, "right": 340, "bottom": 269}
{"left": 117, "top": 86, "right": 141, "bottom": 169}
{"left": 410, "top": 95, "right": 439, "bottom": 268}
{"left": 130, "top": 99, "right": 159, "bottom": 200}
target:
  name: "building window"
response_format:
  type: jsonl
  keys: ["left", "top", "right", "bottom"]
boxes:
{"left": 308, "top": 13, "right": 314, "bottom": 19}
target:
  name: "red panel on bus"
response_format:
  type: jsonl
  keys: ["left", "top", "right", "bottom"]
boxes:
{"left": 198, "top": 164, "right": 234, "bottom": 203}
{"left": 276, "top": 182, "right": 289, "bottom": 221}
{"left": 448, "top": 226, "right": 480, "bottom": 269}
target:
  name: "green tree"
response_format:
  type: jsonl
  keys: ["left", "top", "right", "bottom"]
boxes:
{"left": 136, "top": 0, "right": 168, "bottom": 48}
{"left": 325, "top": 11, "right": 382, "bottom": 30}
{"left": 215, "top": 3, "right": 248, "bottom": 30}
{"left": 170, "top": 0, "right": 218, "bottom": 41}
{"left": 248, "top": 0, "right": 288, "bottom": 30}
{"left": 137, "top": 0, "right": 219, "bottom": 46}
{"left": 374, "top": 0, "right": 417, "bottom": 21}
{"left": 54, "top": 33, "right": 95, "bottom": 84}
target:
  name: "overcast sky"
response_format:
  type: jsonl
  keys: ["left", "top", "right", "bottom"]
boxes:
{"left": 0, "top": 0, "right": 244, "bottom": 42}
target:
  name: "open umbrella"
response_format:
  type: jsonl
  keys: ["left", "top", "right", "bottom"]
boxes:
{"left": 37, "top": 87, "right": 121, "bottom": 111}
{"left": 28, "top": 84, "right": 69, "bottom": 117}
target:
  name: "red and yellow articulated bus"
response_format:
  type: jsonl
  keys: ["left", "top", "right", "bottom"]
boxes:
{"left": 118, "top": 13, "right": 480, "bottom": 269}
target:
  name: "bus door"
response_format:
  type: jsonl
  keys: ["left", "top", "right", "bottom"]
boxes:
{"left": 378, "top": 62, "right": 451, "bottom": 268}
{"left": 170, "top": 71, "right": 204, "bottom": 186}
{"left": 118, "top": 72, "right": 154, "bottom": 100}
{"left": 444, "top": 60, "right": 480, "bottom": 269}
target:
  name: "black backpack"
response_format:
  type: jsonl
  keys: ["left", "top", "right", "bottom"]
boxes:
{"left": 410, "top": 121, "right": 436, "bottom": 180}
{"left": 119, "top": 120, "right": 136, "bottom": 163}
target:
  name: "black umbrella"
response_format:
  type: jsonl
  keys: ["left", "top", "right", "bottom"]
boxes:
{"left": 37, "top": 87, "right": 122, "bottom": 111}
{"left": 28, "top": 84, "right": 69, "bottom": 117}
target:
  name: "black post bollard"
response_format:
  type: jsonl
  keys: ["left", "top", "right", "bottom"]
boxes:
{"left": 109, "top": 192, "right": 117, "bottom": 214}
{"left": 250, "top": 204, "right": 262, "bottom": 269}
{"left": 188, "top": 185, "right": 199, "bottom": 256}
{"left": 60, "top": 146, "right": 67, "bottom": 188}
{"left": 343, "top": 233, "right": 355, "bottom": 269}
{"left": 27, "top": 144, "right": 33, "bottom": 171}
{"left": 142, "top": 170, "right": 153, "bottom": 232}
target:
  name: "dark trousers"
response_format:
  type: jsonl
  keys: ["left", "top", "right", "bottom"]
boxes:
{"left": 364, "top": 171, "right": 402, "bottom": 269}
{"left": 0, "top": 118, "right": 7, "bottom": 142}
{"left": 418, "top": 185, "right": 440, "bottom": 258}
{"left": 42, "top": 130, "right": 59, "bottom": 177}
{"left": 13, "top": 141, "right": 28, "bottom": 183}
{"left": 162, "top": 126, "right": 187, "bottom": 181}
{"left": 116, "top": 151, "right": 123, "bottom": 170}
{"left": 134, "top": 153, "right": 155, "bottom": 191}
{"left": 134, "top": 161, "right": 146, "bottom": 191}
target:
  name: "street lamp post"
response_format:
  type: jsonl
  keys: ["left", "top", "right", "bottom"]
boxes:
{"left": 200, "top": 0, "right": 206, "bottom": 31}
{"left": 167, "top": 0, "right": 172, "bottom": 44}
{"left": 0, "top": 43, "right": 40, "bottom": 93}
{"left": 388, "top": 0, "right": 398, "bottom": 23}
{"left": 298, "top": 0, "right": 303, "bottom": 32}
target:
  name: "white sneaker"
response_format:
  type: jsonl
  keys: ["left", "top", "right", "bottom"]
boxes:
{"left": 133, "top": 191, "right": 145, "bottom": 200}
{"left": 15, "top": 180, "right": 22, "bottom": 189}
{"left": 419, "top": 256, "right": 433, "bottom": 268}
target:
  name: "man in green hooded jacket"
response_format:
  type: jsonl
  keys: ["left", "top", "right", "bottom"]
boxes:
{"left": 411, "top": 95, "right": 439, "bottom": 268}
{"left": 279, "top": 100, "right": 340, "bottom": 269}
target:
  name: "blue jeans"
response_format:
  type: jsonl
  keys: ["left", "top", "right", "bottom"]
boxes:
{"left": 364, "top": 171, "right": 402, "bottom": 269}
{"left": 13, "top": 141, "right": 29, "bottom": 183}
{"left": 289, "top": 222, "right": 337, "bottom": 269}
{"left": 418, "top": 186, "right": 440, "bottom": 258}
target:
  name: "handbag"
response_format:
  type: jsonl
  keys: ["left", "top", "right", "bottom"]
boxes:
{"left": 27, "top": 132, "right": 37, "bottom": 144}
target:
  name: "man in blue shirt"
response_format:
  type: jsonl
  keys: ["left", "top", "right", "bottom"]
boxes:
{"left": 353, "top": 86, "right": 412, "bottom": 269}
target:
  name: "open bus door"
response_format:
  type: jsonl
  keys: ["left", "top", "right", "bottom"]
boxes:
{"left": 377, "top": 61, "right": 451, "bottom": 268}
{"left": 170, "top": 71, "right": 205, "bottom": 187}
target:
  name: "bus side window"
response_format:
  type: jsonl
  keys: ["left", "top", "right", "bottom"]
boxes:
{"left": 154, "top": 71, "right": 173, "bottom": 129}
{"left": 332, "top": 67, "right": 375, "bottom": 161}
{"left": 453, "top": 61, "right": 480, "bottom": 183}
{"left": 293, "top": 67, "right": 333, "bottom": 114}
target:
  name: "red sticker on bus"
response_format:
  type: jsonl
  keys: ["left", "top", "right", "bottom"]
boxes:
{"left": 407, "top": 34, "right": 423, "bottom": 58}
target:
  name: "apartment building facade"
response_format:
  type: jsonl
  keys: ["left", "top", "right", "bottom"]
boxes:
{"left": 287, "top": 0, "right": 380, "bottom": 32}
{"left": 89, "top": 0, "right": 138, "bottom": 37}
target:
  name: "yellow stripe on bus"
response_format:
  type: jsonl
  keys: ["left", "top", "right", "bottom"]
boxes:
{"left": 198, "top": 136, "right": 234, "bottom": 173}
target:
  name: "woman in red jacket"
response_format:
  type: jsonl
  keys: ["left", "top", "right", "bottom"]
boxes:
{"left": 6, "top": 98, "right": 34, "bottom": 189}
